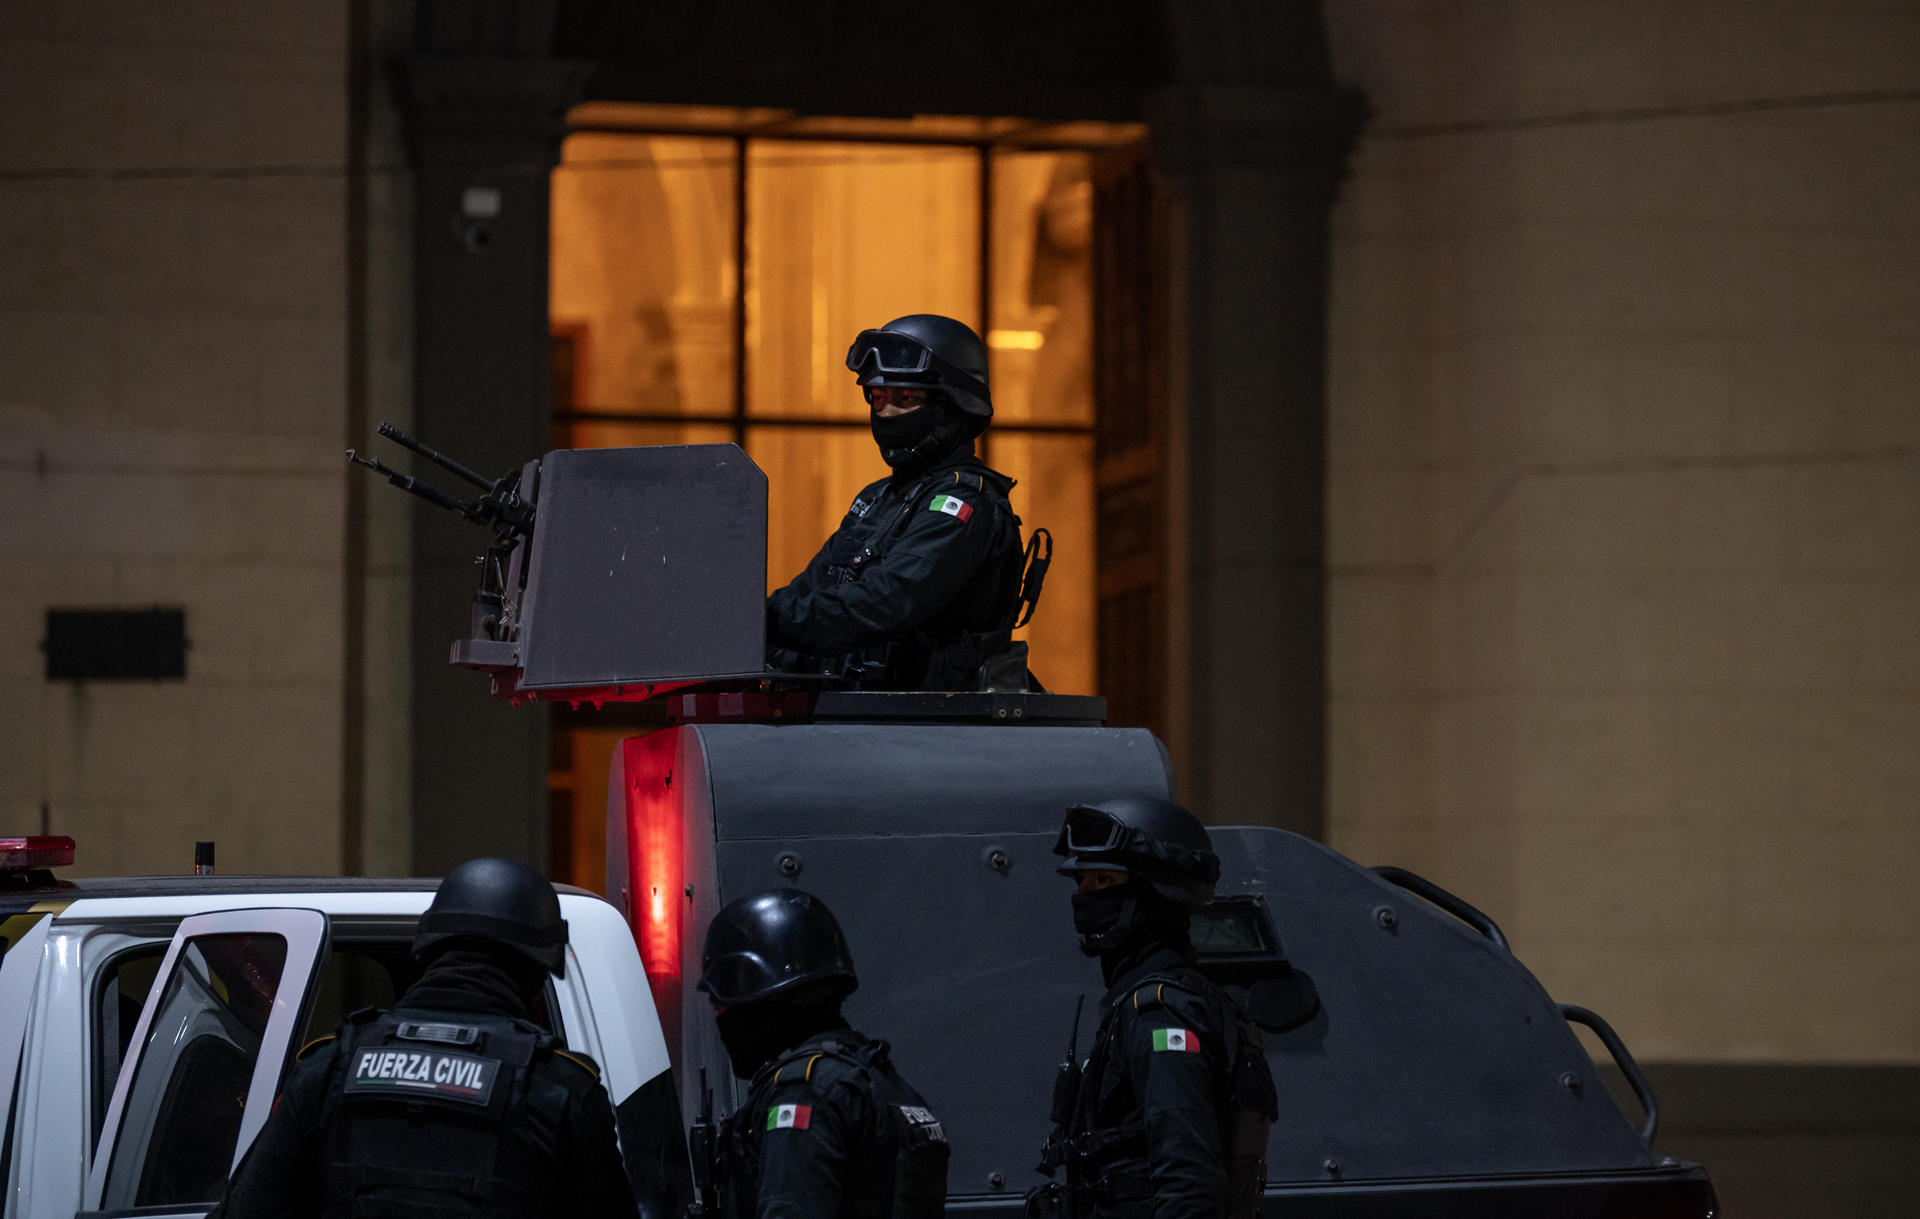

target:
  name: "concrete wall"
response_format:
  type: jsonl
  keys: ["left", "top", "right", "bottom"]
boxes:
{"left": 0, "top": 4, "right": 355, "bottom": 876}
{"left": 1323, "top": 0, "right": 1920, "bottom": 1066}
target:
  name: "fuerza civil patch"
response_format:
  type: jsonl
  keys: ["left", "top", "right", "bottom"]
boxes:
{"left": 346, "top": 1046, "right": 501, "bottom": 1106}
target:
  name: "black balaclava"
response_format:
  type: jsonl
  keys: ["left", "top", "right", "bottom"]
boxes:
{"left": 871, "top": 394, "right": 981, "bottom": 475}
{"left": 1070, "top": 878, "right": 1194, "bottom": 987}
{"left": 715, "top": 988, "right": 849, "bottom": 1080}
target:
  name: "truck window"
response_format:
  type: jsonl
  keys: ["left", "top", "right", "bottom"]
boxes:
{"left": 290, "top": 940, "right": 563, "bottom": 1044}
{"left": 91, "top": 944, "right": 166, "bottom": 1155}
{"left": 297, "top": 940, "right": 407, "bottom": 1047}
{"left": 98, "top": 932, "right": 288, "bottom": 1210}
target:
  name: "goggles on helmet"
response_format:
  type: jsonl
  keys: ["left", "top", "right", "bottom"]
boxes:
{"left": 846, "top": 328, "right": 991, "bottom": 403}
{"left": 1056, "top": 804, "right": 1134, "bottom": 857}
{"left": 846, "top": 329, "right": 937, "bottom": 377}
{"left": 1053, "top": 803, "right": 1223, "bottom": 889}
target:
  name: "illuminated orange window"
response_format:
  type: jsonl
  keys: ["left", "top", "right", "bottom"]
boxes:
{"left": 546, "top": 107, "right": 1144, "bottom": 889}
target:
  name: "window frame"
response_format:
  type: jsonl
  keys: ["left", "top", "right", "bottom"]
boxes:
{"left": 550, "top": 127, "right": 1108, "bottom": 463}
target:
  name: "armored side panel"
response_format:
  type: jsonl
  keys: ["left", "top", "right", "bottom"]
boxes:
{"left": 608, "top": 719, "right": 1709, "bottom": 1215}
{"left": 517, "top": 445, "right": 766, "bottom": 691}
{"left": 1209, "top": 827, "right": 1652, "bottom": 1177}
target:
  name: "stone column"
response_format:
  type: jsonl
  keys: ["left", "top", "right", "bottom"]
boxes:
{"left": 1147, "top": 81, "right": 1363, "bottom": 837}
{"left": 399, "top": 46, "right": 589, "bottom": 873}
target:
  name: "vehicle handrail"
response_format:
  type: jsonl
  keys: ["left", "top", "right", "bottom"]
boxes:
{"left": 1561, "top": 1003, "right": 1659, "bottom": 1145}
{"left": 1370, "top": 865, "right": 1510, "bottom": 951}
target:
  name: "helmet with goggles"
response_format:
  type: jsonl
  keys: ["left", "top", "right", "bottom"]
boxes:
{"left": 1053, "top": 797, "right": 1220, "bottom": 907}
{"left": 845, "top": 314, "right": 992, "bottom": 419}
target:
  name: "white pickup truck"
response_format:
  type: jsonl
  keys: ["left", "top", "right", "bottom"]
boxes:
{"left": 0, "top": 843, "right": 681, "bottom": 1219}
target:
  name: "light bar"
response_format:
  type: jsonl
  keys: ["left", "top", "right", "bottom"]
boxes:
{"left": 0, "top": 836, "right": 76, "bottom": 871}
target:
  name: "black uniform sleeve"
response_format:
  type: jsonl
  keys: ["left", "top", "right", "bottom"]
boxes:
{"left": 767, "top": 484, "right": 1001, "bottom": 655}
{"left": 751, "top": 1071, "right": 864, "bottom": 1219}
{"left": 208, "top": 1048, "right": 332, "bottom": 1219}
{"left": 554, "top": 1059, "right": 645, "bottom": 1219}
{"left": 766, "top": 535, "right": 841, "bottom": 645}
{"left": 1117, "top": 990, "right": 1227, "bottom": 1219}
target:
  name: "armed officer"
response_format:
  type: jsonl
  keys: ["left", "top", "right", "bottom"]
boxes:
{"left": 213, "top": 858, "right": 640, "bottom": 1219}
{"left": 767, "top": 314, "right": 1028, "bottom": 691}
{"left": 697, "top": 888, "right": 949, "bottom": 1219}
{"left": 1039, "top": 799, "right": 1277, "bottom": 1219}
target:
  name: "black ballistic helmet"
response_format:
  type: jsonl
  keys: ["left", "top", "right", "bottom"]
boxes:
{"left": 1054, "top": 797, "right": 1221, "bottom": 907}
{"left": 698, "top": 888, "right": 859, "bottom": 1006}
{"left": 845, "top": 314, "right": 993, "bottom": 419}
{"left": 413, "top": 857, "right": 569, "bottom": 975}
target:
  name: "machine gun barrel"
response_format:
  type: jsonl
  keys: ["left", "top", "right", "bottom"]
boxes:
{"left": 377, "top": 421, "right": 492, "bottom": 491}
{"left": 346, "top": 450, "right": 477, "bottom": 519}
{"left": 348, "top": 424, "right": 536, "bottom": 539}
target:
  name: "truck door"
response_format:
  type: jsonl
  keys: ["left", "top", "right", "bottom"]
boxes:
{"left": 78, "top": 908, "right": 329, "bottom": 1219}
{"left": 0, "top": 914, "right": 53, "bottom": 1193}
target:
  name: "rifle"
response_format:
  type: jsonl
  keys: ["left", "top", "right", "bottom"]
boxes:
{"left": 686, "top": 1067, "right": 719, "bottom": 1218}
{"left": 348, "top": 423, "right": 536, "bottom": 643}
{"left": 1029, "top": 994, "right": 1085, "bottom": 1217}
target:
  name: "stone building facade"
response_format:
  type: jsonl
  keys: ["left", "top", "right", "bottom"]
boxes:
{"left": 1, "top": 2, "right": 1914, "bottom": 1213}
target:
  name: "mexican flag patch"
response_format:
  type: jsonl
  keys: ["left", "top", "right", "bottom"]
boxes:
{"left": 767, "top": 1103, "right": 812, "bottom": 1130}
{"left": 928, "top": 494, "right": 974, "bottom": 522}
{"left": 1152, "top": 1028, "right": 1200, "bottom": 1053}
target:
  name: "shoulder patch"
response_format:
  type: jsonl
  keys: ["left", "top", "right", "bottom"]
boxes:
{"left": 551, "top": 1049, "right": 600, "bottom": 1081}
{"left": 295, "top": 1033, "right": 336, "bottom": 1061}
{"left": 927, "top": 493, "right": 974, "bottom": 522}
{"left": 1151, "top": 1027, "right": 1202, "bottom": 1053}
{"left": 766, "top": 1102, "right": 813, "bottom": 1131}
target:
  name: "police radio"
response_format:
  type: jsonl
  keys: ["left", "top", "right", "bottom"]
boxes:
{"left": 687, "top": 1067, "right": 718, "bottom": 1218}
{"left": 1048, "top": 994, "right": 1084, "bottom": 1133}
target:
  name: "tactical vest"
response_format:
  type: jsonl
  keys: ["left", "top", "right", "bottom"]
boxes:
{"left": 822, "top": 464, "right": 1024, "bottom": 690}
{"left": 1069, "top": 974, "right": 1276, "bottom": 1219}
{"left": 315, "top": 1009, "right": 568, "bottom": 1219}
{"left": 719, "top": 1037, "right": 949, "bottom": 1219}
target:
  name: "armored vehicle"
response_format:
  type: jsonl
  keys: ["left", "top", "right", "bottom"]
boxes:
{"left": 356, "top": 436, "right": 1722, "bottom": 1216}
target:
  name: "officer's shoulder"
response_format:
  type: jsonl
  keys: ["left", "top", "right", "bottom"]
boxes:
{"left": 1122, "top": 973, "right": 1219, "bottom": 1024}
{"left": 540, "top": 1043, "right": 604, "bottom": 1085}
{"left": 912, "top": 465, "right": 1004, "bottom": 513}
{"left": 929, "top": 461, "right": 1003, "bottom": 494}
{"left": 767, "top": 1042, "right": 874, "bottom": 1095}
{"left": 293, "top": 1004, "right": 382, "bottom": 1062}
{"left": 294, "top": 1032, "right": 337, "bottom": 1062}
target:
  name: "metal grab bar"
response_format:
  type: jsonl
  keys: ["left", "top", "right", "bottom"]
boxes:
{"left": 1561, "top": 1003, "right": 1659, "bottom": 1145}
{"left": 1370, "top": 866, "right": 1510, "bottom": 951}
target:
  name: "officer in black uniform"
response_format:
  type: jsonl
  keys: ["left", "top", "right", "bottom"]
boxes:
{"left": 767, "top": 314, "right": 1028, "bottom": 690}
{"left": 213, "top": 858, "right": 640, "bottom": 1219}
{"left": 1039, "top": 799, "right": 1276, "bottom": 1219}
{"left": 697, "top": 888, "right": 948, "bottom": 1219}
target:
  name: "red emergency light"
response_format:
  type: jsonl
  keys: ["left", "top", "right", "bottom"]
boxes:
{"left": 613, "top": 732, "right": 687, "bottom": 1056}
{"left": 0, "top": 836, "right": 75, "bottom": 872}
